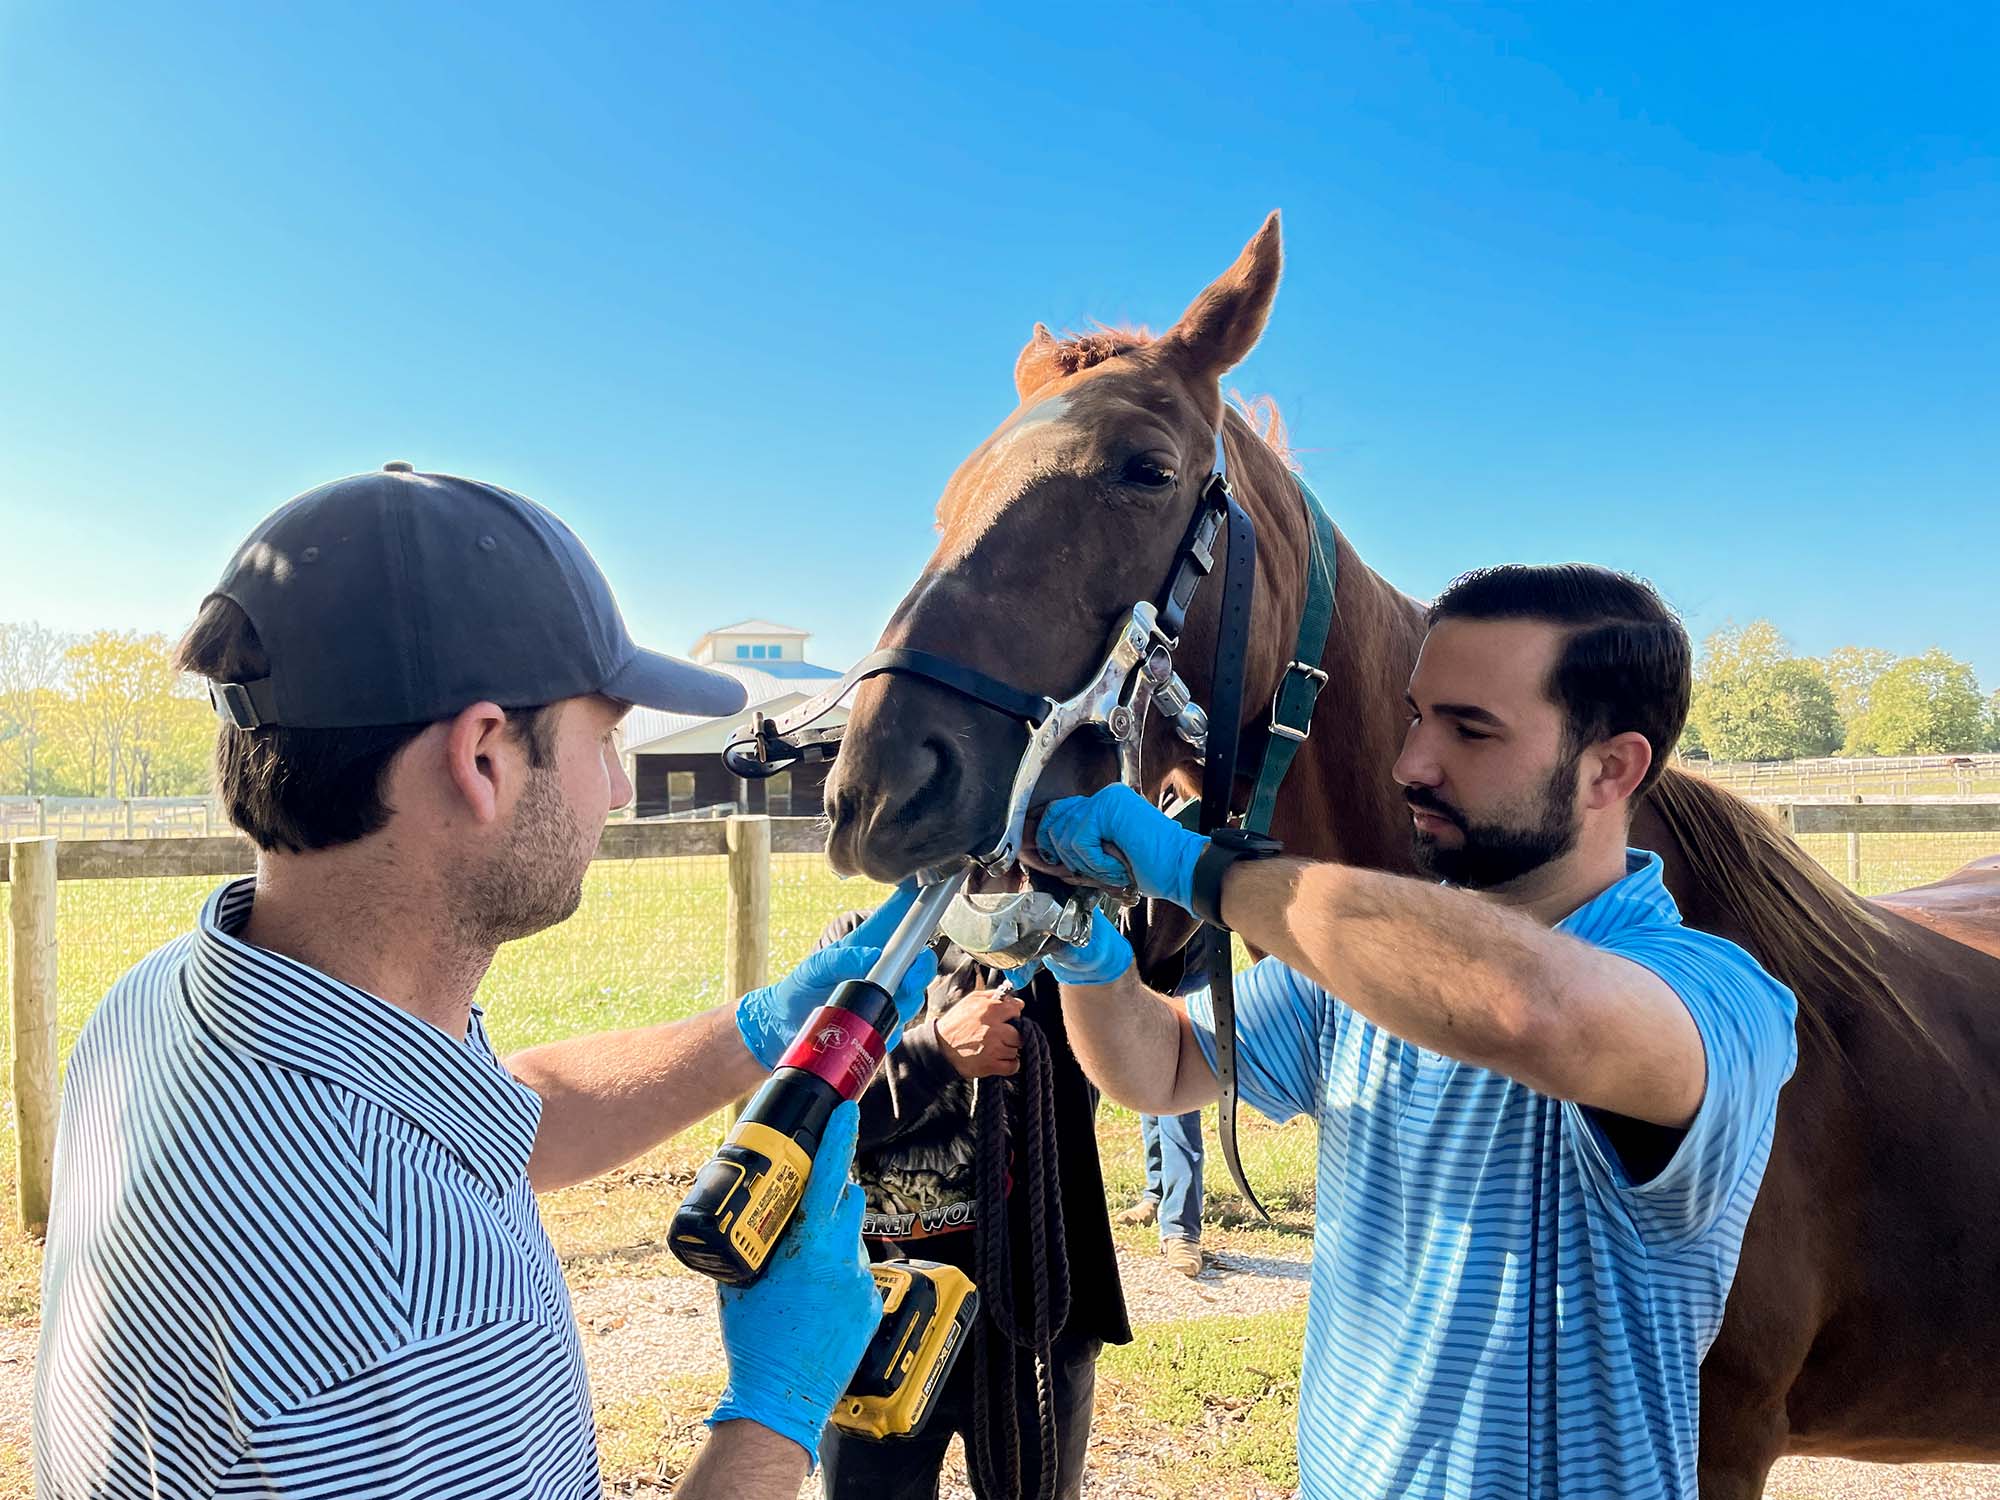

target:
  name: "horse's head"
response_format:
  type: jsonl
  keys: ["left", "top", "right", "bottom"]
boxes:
{"left": 826, "top": 214, "right": 1296, "bottom": 881}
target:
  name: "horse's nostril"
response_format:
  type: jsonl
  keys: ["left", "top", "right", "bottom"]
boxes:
{"left": 893, "top": 738, "right": 956, "bottom": 825}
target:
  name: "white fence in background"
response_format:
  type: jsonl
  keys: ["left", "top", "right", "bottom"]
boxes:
{"left": 0, "top": 797, "right": 220, "bottom": 841}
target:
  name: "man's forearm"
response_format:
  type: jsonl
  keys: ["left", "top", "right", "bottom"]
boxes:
{"left": 505, "top": 1005, "right": 765, "bottom": 1191}
{"left": 1222, "top": 858, "right": 1549, "bottom": 1071}
{"left": 1057, "top": 970, "right": 1219, "bottom": 1116}
{"left": 677, "top": 1419, "right": 810, "bottom": 1499}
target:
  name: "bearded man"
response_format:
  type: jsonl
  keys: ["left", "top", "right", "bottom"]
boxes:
{"left": 1024, "top": 564, "right": 1799, "bottom": 1500}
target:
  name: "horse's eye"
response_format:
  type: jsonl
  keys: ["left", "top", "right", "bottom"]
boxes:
{"left": 1120, "top": 455, "right": 1177, "bottom": 489}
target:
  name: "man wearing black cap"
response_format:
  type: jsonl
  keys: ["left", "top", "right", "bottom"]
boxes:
{"left": 32, "top": 465, "right": 932, "bottom": 1499}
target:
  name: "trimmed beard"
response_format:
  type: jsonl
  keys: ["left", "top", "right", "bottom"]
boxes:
{"left": 1409, "top": 747, "right": 1582, "bottom": 890}
{"left": 451, "top": 766, "right": 591, "bottom": 948}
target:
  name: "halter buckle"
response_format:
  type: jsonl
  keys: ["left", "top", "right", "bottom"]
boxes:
{"left": 1267, "top": 661, "right": 1329, "bottom": 744}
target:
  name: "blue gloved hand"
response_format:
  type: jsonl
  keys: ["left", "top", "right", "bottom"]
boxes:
{"left": 1004, "top": 912, "right": 1136, "bottom": 990}
{"left": 1035, "top": 784, "right": 1208, "bottom": 911}
{"left": 735, "top": 882, "right": 939, "bottom": 1067}
{"left": 708, "top": 1101, "right": 879, "bottom": 1461}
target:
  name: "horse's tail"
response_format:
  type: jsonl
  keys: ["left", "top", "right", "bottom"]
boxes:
{"left": 1645, "top": 766, "right": 1937, "bottom": 1062}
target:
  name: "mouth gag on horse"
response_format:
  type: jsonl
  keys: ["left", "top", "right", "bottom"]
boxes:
{"left": 721, "top": 427, "right": 1341, "bottom": 1216}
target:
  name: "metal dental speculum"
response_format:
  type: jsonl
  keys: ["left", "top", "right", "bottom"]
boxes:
{"left": 936, "top": 888, "right": 1098, "bottom": 968}
{"left": 973, "top": 600, "right": 1200, "bottom": 874}
{"left": 938, "top": 600, "right": 1210, "bottom": 968}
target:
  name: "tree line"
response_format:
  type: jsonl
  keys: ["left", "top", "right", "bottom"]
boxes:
{"left": 0, "top": 624, "right": 213, "bottom": 798}
{"left": 1685, "top": 622, "right": 2000, "bottom": 762}
{"left": 4, "top": 616, "right": 1998, "bottom": 797}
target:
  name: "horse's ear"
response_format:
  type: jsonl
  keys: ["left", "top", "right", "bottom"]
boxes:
{"left": 1164, "top": 212, "right": 1282, "bottom": 382}
{"left": 1013, "top": 322, "right": 1063, "bottom": 399}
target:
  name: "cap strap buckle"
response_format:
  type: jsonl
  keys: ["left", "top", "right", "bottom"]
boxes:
{"left": 209, "top": 679, "right": 277, "bottom": 730}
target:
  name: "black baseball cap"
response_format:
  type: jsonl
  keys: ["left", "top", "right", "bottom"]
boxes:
{"left": 203, "top": 462, "right": 748, "bottom": 729}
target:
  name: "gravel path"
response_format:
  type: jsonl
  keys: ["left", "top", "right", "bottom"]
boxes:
{"left": 2, "top": 1246, "right": 1993, "bottom": 1498}
{"left": 575, "top": 1239, "right": 1311, "bottom": 1405}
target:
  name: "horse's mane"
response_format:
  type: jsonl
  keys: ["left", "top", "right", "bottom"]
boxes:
{"left": 1645, "top": 767, "right": 1935, "bottom": 1060}
{"left": 1040, "top": 326, "right": 1298, "bottom": 469}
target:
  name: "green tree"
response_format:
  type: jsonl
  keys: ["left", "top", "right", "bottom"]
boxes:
{"left": 1986, "top": 689, "right": 2000, "bottom": 753}
{"left": 134, "top": 687, "right": 214, "bottom": 796}
{"left": 0, "top": 621, "right": 72, "bottom": 794}
{"left": 1842, "top": 649, "right": 1986, "bottom": 755}
{"left": 1687, "top": 621, "right": 1843, "bottom": 763}
{"left": 60, "top": 631, "right": 190, "bottom": 796}
{"left": 1820, "top": 645, "right": 1894, "bottom": 727}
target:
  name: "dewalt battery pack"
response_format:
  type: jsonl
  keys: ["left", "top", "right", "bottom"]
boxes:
{"left": 830, "top": 1259, "right": 980, "bottom": 1441}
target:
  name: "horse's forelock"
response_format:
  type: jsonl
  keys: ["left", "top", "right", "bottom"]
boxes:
{"left": 1043, "top": 324, "right": 1156, "bottom": 376}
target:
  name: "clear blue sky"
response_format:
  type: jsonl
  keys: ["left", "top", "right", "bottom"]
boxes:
{"left": 2, "top": 3, "right": 1994, "bottom": 686}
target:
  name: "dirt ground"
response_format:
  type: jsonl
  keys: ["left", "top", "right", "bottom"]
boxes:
{"left": 1, "top": 1240, "right": 1993, "bottom": 1498}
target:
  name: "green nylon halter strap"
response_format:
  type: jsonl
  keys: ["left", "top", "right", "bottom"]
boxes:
{"left": 1242, "top": 477, "right": 1338, "bottom": 835}
{"left": 1167, "top": 475, "right": 1337, "bottom": 837}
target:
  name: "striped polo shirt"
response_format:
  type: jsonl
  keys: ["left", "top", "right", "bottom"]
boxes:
{"left": 1186, "top": 850, "right": 1798, "bottom": 1500}
{"left": 35, "top": 878, "right": 600, "bottom": 1498}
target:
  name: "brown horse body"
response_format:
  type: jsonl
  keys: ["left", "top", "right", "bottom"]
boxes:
{"left": 824, "top": 216, "right": 2000, "bottom": 1496}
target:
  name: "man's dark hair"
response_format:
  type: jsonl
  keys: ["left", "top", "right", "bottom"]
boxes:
{"left": 1426, "top": 563, "right": 1690, "bottom": 802}
{"left": 177, "top": 597, "right": 556, "bottom": 854}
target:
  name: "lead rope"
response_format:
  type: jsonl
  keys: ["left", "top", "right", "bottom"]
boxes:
{"left": 969, "top": 1013, "right": 1070, "bottom": 1500}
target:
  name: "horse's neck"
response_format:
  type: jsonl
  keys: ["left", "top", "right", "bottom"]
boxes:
{"left": 1629, "top": 799, "right": 1709, "bottom": 926}
{"left": 1272, "top": 531, "right": 1429, "bottom": 873}
{"left": 1226, "top": 425, "right": 1429, "bottom": 874}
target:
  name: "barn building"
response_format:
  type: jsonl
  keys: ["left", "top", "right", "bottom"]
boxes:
{"left": 623, "top": 620, "right": 844, "bottom": 818}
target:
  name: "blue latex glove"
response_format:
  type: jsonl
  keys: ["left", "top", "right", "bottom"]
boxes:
{"left": 735, "top": 882, "right": 939, "bottom": 1067}
{"left": 1035, "top": 785, "right": 1209, "bottom": 911}
{"left": 708, "top": 1101, "right": 879, "bottom": 1461}
{"left": 1004, "top": 912, "right": 1135, "bottom": 989}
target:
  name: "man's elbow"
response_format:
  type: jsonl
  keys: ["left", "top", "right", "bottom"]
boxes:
{"left": 1068, "top": 1055, "right": 1176, "bottom": 1117}
{"left": 1465, "top": 960, "right": 1565, "bottom": 1089}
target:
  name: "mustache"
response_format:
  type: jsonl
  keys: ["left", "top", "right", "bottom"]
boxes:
{"left": 1404, "top": 786, "right": 1468, "bottom": 832}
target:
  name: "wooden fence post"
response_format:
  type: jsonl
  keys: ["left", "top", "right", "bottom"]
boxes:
{"left": 9, "top": 838, "right": 59, "bottom": 1234}
{"left": 722, "top": 815, "right": 772, "bottom": 1128}
{"left": 34, "top": 798, "right": 46, "bottom": 837}
{"left": 1847, "top": 794, "right": 1863, "bottom": 890}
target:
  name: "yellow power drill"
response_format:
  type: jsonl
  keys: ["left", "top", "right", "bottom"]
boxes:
{"left": 670, "top": 872, "right": 980, "bottom": 1438}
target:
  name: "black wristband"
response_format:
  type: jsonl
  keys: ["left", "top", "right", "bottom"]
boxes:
{"left": 1189, "top": 830, "right": 1283, "bottom": 929}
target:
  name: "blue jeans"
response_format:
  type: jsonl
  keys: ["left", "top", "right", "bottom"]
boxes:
{"left": 1140, "top": 1110, "right": 1204, "bottom": 1244}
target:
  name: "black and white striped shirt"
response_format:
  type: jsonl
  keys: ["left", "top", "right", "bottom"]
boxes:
{"left": 35, "top": 878, "right": 601, "bottom": 1498}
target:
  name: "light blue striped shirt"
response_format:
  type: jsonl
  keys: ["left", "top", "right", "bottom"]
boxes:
{"left": 35, "top": 878, "right": 600, "bottom": 1498}
{"left": 1187, "top": 850, "right": 1797, "bottom": 1500}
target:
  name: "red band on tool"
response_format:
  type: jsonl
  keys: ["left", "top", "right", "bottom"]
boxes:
{"left": 777, "top": 1007, "right": 889, "bottom": 1099}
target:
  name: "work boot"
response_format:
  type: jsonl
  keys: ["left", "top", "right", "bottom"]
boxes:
{"left": 1161, "top": 1238, "right": 1205, "bottom": 1277}
{"left": 1115, "top": 1197, "right": 1159, "bottom": 1228}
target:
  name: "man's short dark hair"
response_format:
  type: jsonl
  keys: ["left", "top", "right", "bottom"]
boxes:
{"left": 177, "top": 597, "right": 556, "bottom": 854}
{"left": 1427, "top": 564, "right": 1690, "bottom": 801}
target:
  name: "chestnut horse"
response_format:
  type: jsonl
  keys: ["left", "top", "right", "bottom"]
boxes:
{"left": 822, "top": 214, "right": 2000, "bottom": 1497}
